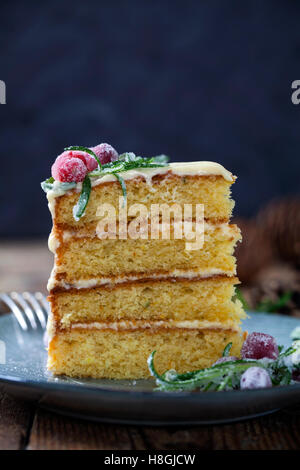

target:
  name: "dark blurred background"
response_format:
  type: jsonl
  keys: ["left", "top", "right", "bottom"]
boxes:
{"left": 0, "top": 0, "right": 300, "bottom": 311}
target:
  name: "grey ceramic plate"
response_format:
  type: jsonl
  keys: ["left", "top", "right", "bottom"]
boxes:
{"left": 0, "top": 312, "right": 300, "bottom": 425}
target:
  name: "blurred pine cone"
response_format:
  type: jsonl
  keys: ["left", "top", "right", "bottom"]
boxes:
{"left": 257, "top": 198, "right": 300, "bottom": 266}
{"left": 234, "top": 218, "right": 274, "bottom": 284}
{"left": 241, "top": 263, "right": 300, "bottom": 317}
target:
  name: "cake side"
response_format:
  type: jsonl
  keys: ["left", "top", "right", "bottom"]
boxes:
{"left": 42, "top": 144, "right": 245, "bottom": 379}
{"left": 48, "top": 223, "right": 241, "bottom": 290}
{"left": 51, "top": 173, "right": 235, "bottom": 231}
{"left": 49, "top": 276, "right": 245, "bottom": 327}
{"left": 48, "top": 328, "right": 245, "bottom": 379}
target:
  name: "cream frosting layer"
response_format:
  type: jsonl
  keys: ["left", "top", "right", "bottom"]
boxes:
{"left": 47, "top": 268, "right": 235, "bottom": 292}
{"left": 90, "top": 161, "right": 234, "bottom": 187}
{"left": 70, "top": 319, "right": 241, "bottom": 332}
{"left": 48, "top": 222, "right": 237, "bottom": 254}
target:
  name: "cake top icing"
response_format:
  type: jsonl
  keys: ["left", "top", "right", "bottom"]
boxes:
{"left": 41, "top": 142, "right": 234, "bottom": 221}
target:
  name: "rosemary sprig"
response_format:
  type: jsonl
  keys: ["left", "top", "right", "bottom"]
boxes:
{"left": 148, "top": 345, "right": 297, "bottom": 392}
{"left": 73, "top": 175, "right": 91, "bottom": 221}
{"left": 148, "top": 351, "right": 262, "bottom": 391}
{"left": 222, "top": 342, "right": 232, "bottom": 357}
{"left": 114, "top": 173, "right": 127, "bottom": 205}
{"left": 89, "top": 153, "right": 169, "bottom": 177}
{"left": 41, "top": 177, "right": 55, "bottom": 193}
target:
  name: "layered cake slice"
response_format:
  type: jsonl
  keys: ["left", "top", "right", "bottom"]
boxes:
{"left": 42, "top": 143, "right": 245, "bottom": 378}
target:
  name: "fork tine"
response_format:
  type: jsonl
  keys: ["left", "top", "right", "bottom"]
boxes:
{"left": 22, "top": 292, "right": 47, "bottom": 329}
{"left": 0, "top": 293, "right": 28, "bottom": 331}
{"left": 11, "top": 292, "right": 37, "bottom": 330}
{"left": 34, "top": 292, "right": 50, "bottom": 315}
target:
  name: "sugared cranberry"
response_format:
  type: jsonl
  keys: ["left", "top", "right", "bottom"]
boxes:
{"left": 59, "top": 150, "right": 98, "bottom": 172}
{"left": 213, "top": 356, "right": 239, "bottom": 366}
{"left": 52, "top": 155, "right": 87, "bottom": 182}
{"left": 240, "top": 367, "right": 272, "bottom": 390}
{"left": 241, "top": 332, "right": 279, "bottom": 360}
{"left": 91, "top": 143, "right": 119, "bottom": 165}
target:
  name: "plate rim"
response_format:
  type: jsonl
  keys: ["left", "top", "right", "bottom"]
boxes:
{"left": 1, "top": 311, "right": 300, "bottom": 401}
{"left": 1, "top": 370, "right": 300, "bottom": 401}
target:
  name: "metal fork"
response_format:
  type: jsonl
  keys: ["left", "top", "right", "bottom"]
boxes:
{"left": 0, "top": 292, "right": 49, "bottom": 331}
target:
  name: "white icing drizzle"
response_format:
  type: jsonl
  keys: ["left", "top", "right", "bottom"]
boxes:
{"left": 48, "top": 230, "right": 60, "bottom": 253}
{"left": 91, "top": 161, "right": 234, "bottom": 187}
{"left": 46, "top": 161, "right": 234, "bottom": 207}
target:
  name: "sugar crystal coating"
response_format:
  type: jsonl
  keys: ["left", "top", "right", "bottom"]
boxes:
{"left": 91, "top": 143, "right": 119, "bottom": 165}
{"left": 240, "top": 367, "right": 272, "bottom": 390}
{"left": 52, "top": 155, "right": 87, "bottom": 182}
{"left": 213, "top": 356, "right": 239, "bottom": 366}
{"left": 241, "top": 332, "right": 279, "bottom": 360}
{"left": 68, "top": 150, "right": 98, "bottom": 172}
{"left": 58, "top": 150, "right": 98, "bottom": 172}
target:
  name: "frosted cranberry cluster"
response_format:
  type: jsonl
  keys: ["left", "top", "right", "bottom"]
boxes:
{"left": 51, "top": 143, "right": 118, "bottom": 183}
{"left": 212, "top": 332, "right": 279, "bottom": 390}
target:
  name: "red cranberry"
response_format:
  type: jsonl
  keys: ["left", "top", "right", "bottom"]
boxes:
{"left": 91, "top": 143, "right": 118, "bottom": 165}
{"left": 51, "top": 155, "right": 87, "bottom": 182}
{"left": 240, "top": 367, "right": 272, "bottom": 390}
{"left": 241, "top": 332, "right": 279, "bottom": 360}
{"left": 60, "top": 150, "right": 98, "bottom": 172}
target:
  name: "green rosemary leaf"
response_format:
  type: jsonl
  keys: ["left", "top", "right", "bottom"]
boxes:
{"left": 89, "top": 156, "right": 168, "bottom": 177}
{"left": 64, "top": 145, "right": 102, "bottom": 169}
{"left": 148, "top": 351, "right": 264, "bottom": 392}
{"left": 222, "top": 342, "right": 233, "bottom": 357}
{"left": 118, "top": 152, "right": 140, "bottom": 162}
{"left": 279, "top": 346, "right": 296, "bottom": 358}
{"left": 217, "top": 374, "right": 232, "bottom": 391}
{"left": 203, "top": 382, "right": 214, "bottom": 391}
{"left": 73, "top": 175, "right": 91, "bottom": 221}
{"left": 147, "top": 351, "right": 161, "bottom": 381}
{"left": 152, "top": 154, "right": 169, "bottom": 164}
{"left": 148, "top": 341, "right": 300, "bottom": 392}
{"left": 114, "top": 173, "right": 127, "bottom": 206}
{"left": 41, "top": 177, "right": 54, "bottom": 193}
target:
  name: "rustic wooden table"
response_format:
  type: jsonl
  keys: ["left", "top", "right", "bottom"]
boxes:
{"left": 0, "top": 241, "right": 300, "bottom": 450}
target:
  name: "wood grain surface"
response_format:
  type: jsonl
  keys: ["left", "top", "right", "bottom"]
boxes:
{"left": 0, "top": 241, "right": 299, "bottom": 450}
